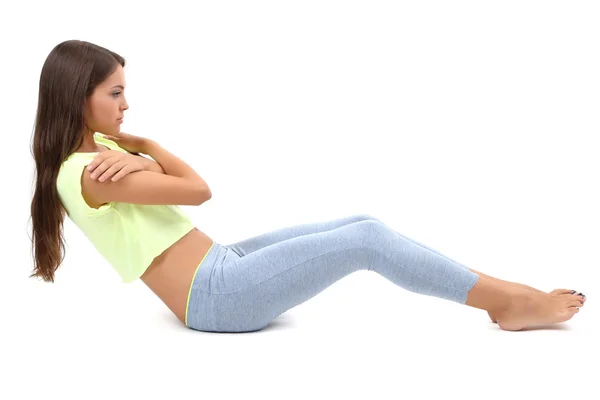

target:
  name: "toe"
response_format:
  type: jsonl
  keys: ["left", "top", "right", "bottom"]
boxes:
{"left": 567, "top": 300, "right": 582, "bottom": 308}
{"left": 551, "top": 289, "right": 576, "bottom": 295}
{"left": 569, "top": 289, "right": 586, "bottom": 300}
{"left": 560, "top": 293, "right": 576, "bottom": 300}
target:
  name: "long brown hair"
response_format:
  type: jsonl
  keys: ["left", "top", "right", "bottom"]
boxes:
{"left": 29, "top": 40, "right": 126, "bottom": 283}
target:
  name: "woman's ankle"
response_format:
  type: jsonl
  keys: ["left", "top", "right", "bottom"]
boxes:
{"left": 469, "top": 268, "right": 543, "bottom": 294}
{"left": 465, "top": 274, "right": 514, "bottom": 315}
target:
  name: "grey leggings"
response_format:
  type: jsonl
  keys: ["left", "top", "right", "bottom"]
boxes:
{"left": 184, "top": 213, "right": 480, "bottom": 332}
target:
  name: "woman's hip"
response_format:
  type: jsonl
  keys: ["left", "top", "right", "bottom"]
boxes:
{"left": 184, "top": 220, "right": 386, "bottom": 332}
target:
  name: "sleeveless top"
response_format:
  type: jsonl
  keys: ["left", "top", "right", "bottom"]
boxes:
{"left": 56, "top": 133, "right": 196, "bottom": 283}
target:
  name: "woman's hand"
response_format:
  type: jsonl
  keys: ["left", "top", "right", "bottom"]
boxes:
{"left": 87, "top": 151, "right": 145, "bottom": 182}
{"left": 101, "top": 132, "right": 151, "bottom": 155}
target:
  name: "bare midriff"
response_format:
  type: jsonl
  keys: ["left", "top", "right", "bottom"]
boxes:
{"left": 139, "top": 227, "right": 214, "bottom": 326}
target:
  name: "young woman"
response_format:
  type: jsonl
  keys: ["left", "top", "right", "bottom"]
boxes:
{"left": 29, "top": 40, "right": 586, "bottom": 333}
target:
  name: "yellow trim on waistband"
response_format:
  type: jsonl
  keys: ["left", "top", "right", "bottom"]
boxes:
{"left": 185, "top": 241, "right": 215, "bottom": 327}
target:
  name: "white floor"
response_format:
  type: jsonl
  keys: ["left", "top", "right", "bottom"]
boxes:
{"left": 6, "top": 269, "right": 596, "bottom": 400}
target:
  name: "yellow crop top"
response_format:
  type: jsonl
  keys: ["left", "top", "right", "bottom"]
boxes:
{"left": 56, "top": 133, "right": 196, "bottom": 283}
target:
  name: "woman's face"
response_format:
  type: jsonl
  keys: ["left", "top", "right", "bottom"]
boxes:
{"left": 84, "top": 64, "right": 129, "bottom": 135}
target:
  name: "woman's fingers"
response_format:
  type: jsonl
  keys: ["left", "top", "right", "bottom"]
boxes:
{"left": 109, "top": 165, "right": 132, "bottom": 182}
{"left": 98, "top": 161, "right": 143, "bottom": 182}
{"left": 90, "top": 153, "right": 144, "bottom": 182}
{"left": 96, "top": 162, "right": 125, "bottom": 182}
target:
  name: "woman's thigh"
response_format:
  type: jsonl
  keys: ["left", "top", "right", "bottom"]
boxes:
{"left": 186, "top": 220, "right": 384, "bottom": 333}
{"left": 224, "top": 213, "right": 378, "bottom": 257}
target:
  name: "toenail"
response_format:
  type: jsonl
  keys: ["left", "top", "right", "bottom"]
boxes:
{"left": 571, "top": 290, "right": 577, "bottom": 294}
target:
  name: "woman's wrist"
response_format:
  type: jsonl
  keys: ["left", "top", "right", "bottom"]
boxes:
{"left": 142, "top": 139, "right": 157, "bottom": 155}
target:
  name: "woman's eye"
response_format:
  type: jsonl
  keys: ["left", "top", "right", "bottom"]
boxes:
{"left": 112, "top": 92, "right": 122, "bottom": 97}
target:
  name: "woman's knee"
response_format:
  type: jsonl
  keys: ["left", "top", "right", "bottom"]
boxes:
{"left": 355, "top": 213, "right": 382, "bottom": 224}
{"left": 349, "top": 219, "right": 391, "bottom": 247}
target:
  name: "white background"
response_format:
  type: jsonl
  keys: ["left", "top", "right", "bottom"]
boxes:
{"left": 3, "top": 0, "right": 599, "bottom": 399}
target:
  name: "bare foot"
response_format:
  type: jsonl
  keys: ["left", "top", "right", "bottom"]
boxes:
{"left": 488, "top": 287, "right": 586, "bottom": 323}
{"left": 494, "top": 288, "right": 583, "bottom": 331}
{"left": 467, "top": 269, "right": 587, "bottom": 322}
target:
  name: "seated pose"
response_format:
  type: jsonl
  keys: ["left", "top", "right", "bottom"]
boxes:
{"left": 29, "top": 40, "right": 586, "bottom": 333}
